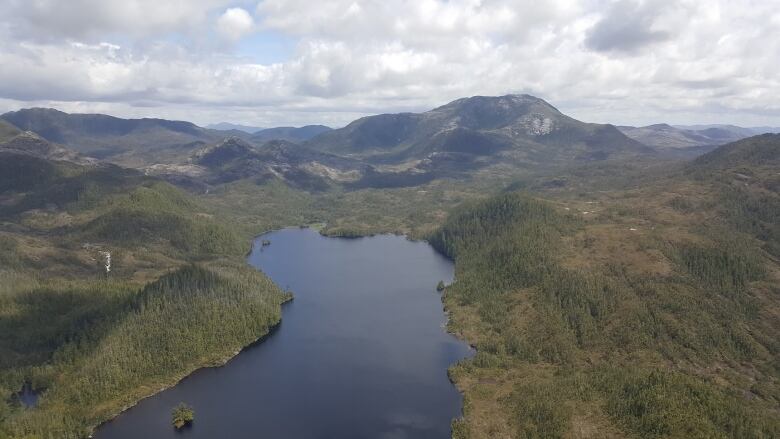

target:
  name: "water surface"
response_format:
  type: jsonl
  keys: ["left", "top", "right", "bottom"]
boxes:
{"left": 94, "top": 228, "right": 472, "bottom": 439}
{"left": 15, "top": 383, "right": 38, "bottom": 408}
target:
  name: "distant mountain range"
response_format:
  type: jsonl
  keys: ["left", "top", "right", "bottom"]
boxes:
{"left": 0, "top": 108, "right": 227, "bottom": 166}
{"left": 206, "top": 122, "right": 265, "bottom": 133}
{"left": 618, "top": 123, "right": 780, "bottom": 154}
{"left": 4, "top": 95, "right": 776, "bottom": 191}
{"left": 0, "top": 109, "right": 330, "bottom": 167}
{"left": 691, "top": 132, "right": 780, "bottom": 170}
{"left": 0, "top": 95, "right": 653, "bottom": 189}
{"left": 206, "top": 123, "right": 333, "bottom": 141}
{"left": 251, "top": 125, "right": 332, "bottom": 143}
{"left": 675, "top": 124, "right": 780, "bottom": 134}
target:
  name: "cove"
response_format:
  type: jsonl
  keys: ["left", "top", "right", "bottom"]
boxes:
{"left": 93, "top": 228, "right": 473, "bottom": 439}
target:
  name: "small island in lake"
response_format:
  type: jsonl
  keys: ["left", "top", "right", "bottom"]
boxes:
{"left": 171, "top": 403, "right": 195, "bottom": 429}
{"left": 261, "top": 239, "right": 271, "bottom": 247}
{"left": 436, "top": 280, "right": 446, "bottom": 292}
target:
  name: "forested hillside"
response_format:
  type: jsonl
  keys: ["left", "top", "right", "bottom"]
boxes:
{"left": 0, "top": 108, "right": 230, "bottom": 166}
{"left": 0, "top": 265, "right": 288, "bottom": 438}
{"left": 0, "top": 151, "right": 289, "bottom": 438}
{"left": 431, "top": 182, "right": 779, "bottom": 437}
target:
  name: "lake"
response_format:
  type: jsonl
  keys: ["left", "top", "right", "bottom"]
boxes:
{"left": 93, "top": 228, "right": 472, "bottom": 439}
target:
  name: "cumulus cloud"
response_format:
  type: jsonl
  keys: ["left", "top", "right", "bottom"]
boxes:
{"left": 217, "top": 7, "right": 255, "bottom": 42}
{"left": 1, "top": 0, "right": 231, "bottom": 40}
{"left": 585, "top": 0, "right": 673, "bottom": 53}
{"left": 0, "top": 0, "right": 778, "bottom": 127}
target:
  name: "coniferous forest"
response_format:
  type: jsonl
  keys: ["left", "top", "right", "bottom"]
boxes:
{"left": 432, "top": 187, "right": 779, "bottom": 438}
{"left": 0, "top": 84, "right": 778, "bottom": 438}
{"left": 0, "top": 263, "right": 288, "bottom": 439}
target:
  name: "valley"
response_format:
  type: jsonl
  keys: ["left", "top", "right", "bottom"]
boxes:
{"left": 93, "top": 229, "right": 471, "bottom": 439}
{"left": 0, "top": 95, "right": 778, "bottom": 439}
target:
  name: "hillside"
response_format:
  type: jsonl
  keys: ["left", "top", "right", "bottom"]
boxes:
{"left": 0, "top": 150, "right": 289, "bottom": 438}
{"left": 617, "top": 123, "right": 770, "bottom": 156}
{"left": 0, "top": 131, "right": 92, "bottom": 164}
{"left": 148, "top": 136, "right": 366, "bottom": 190}
{"left": 687, "top": 134, "right": 780, "bottom": 257}
{"left": 0, "top": 108, "right": 228, "bottom": 166}
{"left": 0, "top": 264, "right": 288, "bottom": 439}
{"left": 206, "top": 122, "right": 264, "bottom": 133}
{"left": 676, "top": 124, "right": 779, "bottom": 136}
{"left": 0, "top": 149, "right": 251, "bottom": 273}
{"left": 250, "top": 125, "right": 332, "bottom": 143}
{"left": 308, "top": 95, "right": 651, "bottom": 167}
{"left": 0, "top": 120, "right": 21, "bottom": 142}
{"left": 691, "top": 133, "right": 780, "bottom": 170}
{"left": 431, "top": 136, "right": 780, "bottom": 438}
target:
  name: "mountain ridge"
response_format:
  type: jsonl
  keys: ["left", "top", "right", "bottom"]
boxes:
{"left": 306, "top": 94, "right": 652, "bottom": 166}
{"left": 206, "top": 122, "right": 265, "bottom": 133}
{"left": 250, "top": 125, "right": 332, "bottom": 143}
{"left": 618, "top": 123, "right": 779, "bottom": 154}
{"left": 0, "top": 108, "right": 227, "bottom": 166}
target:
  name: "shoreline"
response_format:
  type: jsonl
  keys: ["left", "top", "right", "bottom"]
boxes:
{"left": 87, "top": 227, "right": 473, "bottom": 438}
{"left": 89, "top": 228, "right": 297, "bottom": 437}
{"left": 87, "top": 294, "right": 293, "bottom": 437}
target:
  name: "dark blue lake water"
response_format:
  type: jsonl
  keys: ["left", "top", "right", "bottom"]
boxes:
{"left": 16, "top": 383, "right": 38, "bottom": 408}
{"left": 94, "top": 228, "right": 472, "bottom": 438}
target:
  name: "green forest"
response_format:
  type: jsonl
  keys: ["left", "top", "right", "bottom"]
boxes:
{"left": 0, "top": 155, "right": 289, "bottom": 438}
{"left": 432, "top": 192, "right": 779, "bottom": 438}
{"left": 1, "top": 123, "right": 778, "bottom": 438}
{"left": 0, "top": 264, "right": 288, "bottom": 439}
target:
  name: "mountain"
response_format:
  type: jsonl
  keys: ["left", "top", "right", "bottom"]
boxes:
{"left": 748, "top": 126, "right": 780, "bottom": 134}
{"left": 675, "top": 124, "right": 780, "bottom": 136}
{"left": 0, "top": 108, "right": 228, "bottom": 166}
{"left": 147, "top": 95, "right": 653, "bottom": 190}
{"left": 618, "top": 123, "right": 773, "bottom": 155}
{"left": 147, "top": 136, "right": 365, "bottom": 191}
{"left": 192, "top": 136, "right": 259, "bottom": 169}
{"left": 691, "top": 133, "right": 780, "bottom": 171}
{"left": 675, "top": 124, "right": 756, "bottom": 138}
{"left": 0, "top": 119, "right": 21, "bottom": 142}
{"left": 307, "top": 94, "right": 651, "bottom": 168}
{"left": 687, "top": 134, "right": 780, "bottom": 257}
{"left": 0, "top": 130, "right": 91, "bottom": 164}
{"left": 250, "top": 125, "right": 332, "bottom": 143}
{"left": 618, "top": 123, "right": 718, "bottom": 149}
{"left": 0, "top": 140, "right": 251, "bottom": 258}
{"left": 206, "top": 122, "right": 265, "bottom": 133}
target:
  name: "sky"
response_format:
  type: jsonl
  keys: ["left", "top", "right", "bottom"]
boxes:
{"left": 0, "top": 0, "right": 778, "bottom": 128}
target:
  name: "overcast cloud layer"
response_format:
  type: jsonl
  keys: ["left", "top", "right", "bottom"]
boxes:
{"left": 0, "top": 0, "right": 778, "bottom": 127}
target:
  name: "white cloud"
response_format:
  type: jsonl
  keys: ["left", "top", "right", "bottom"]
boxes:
{"left": 585, "top": 0, "right": 674, "bottom": 53}
{"left": 0, "top": 0, "right": 778, "bottom": 128}
{"left": 2, "top": 0, "right": 231, "bottom": 40}
{"left": 217, "top": 7, "right": 255, "bottom": 42}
